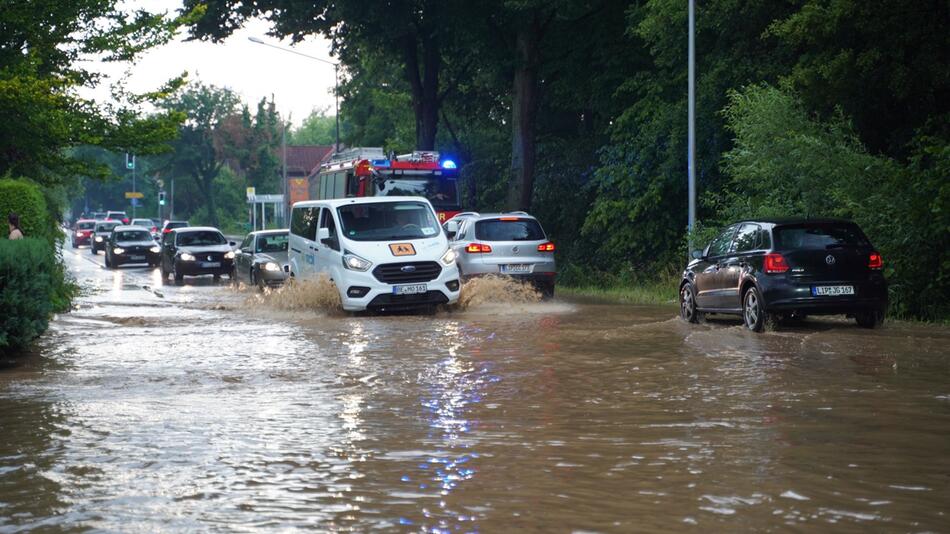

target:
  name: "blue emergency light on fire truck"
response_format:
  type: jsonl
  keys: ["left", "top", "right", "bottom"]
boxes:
{"left": 309, "top": 148, "right": 462, "bottom": 222}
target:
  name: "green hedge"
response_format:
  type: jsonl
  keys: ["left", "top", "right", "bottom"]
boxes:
{"left": 0, "top": 238, "right": 58, "bottom": 354}
{"left": 0, "top": 177, "right": 56, "bottom": 245}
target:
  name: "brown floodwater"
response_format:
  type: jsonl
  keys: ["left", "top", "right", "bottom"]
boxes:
{"left": 1, "top": 246, "right": 948, "bottom": 532}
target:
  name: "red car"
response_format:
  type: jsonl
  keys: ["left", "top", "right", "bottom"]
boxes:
{"left": 71, "top": 219, "right": 97, "bottom": 248}
{"left": 105, "top": 210, "right": 130, "bottom": 224}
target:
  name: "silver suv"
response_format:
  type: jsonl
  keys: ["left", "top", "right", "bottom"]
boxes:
{"left": 444, "top": 211, "right": 556, "bottom": 296}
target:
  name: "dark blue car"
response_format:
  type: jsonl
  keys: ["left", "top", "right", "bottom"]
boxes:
{"left": 680, "top": 218, "right": 888, "bottom": 331}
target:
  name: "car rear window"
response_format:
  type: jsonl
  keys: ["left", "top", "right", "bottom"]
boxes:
{"left": 474, "top": 218, "right": 545, "bottom": 241}
{"left": 77, "top": 221, "right": 95, "bottom": 230}
{"left": 96, "top": 223, "right": 119, "bottom": 232}
{"left": 166, "top": 222, "right": 188, "bottom": 230}
{"left": 774, "top": 223, "right": 870, "bottom": 249}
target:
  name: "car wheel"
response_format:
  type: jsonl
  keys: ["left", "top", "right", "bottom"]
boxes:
{"left": 105, "top": 255, "right": 111, "bottom": 268}
{"left": 71, "top": 241, "right": 78, "bottom": 249}
{"left": 742, "top": 286, "right": 775, "bottom": 332}
{"left": 213, "top": 274, "right": 221, "bottom": 283}
{"left": 680, "top": 283, "right": 702, "bottom": 324}
{"left": 539, "top": 282, "right": 555, "bottom": 299}
{"left": 855, "top": 309, "right": 884, "bottom": 329}
{"left": 173, "top": 264, "right": 183, "bottom": 284}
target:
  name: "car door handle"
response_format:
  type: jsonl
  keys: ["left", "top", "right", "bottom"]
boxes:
{"left": 291, "top": 247, "right": 301, "bottom": 253}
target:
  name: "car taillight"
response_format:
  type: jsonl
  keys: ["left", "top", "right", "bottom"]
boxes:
{"left": 465, "top": 243, "right": 492, "bottom": 253}
{"left": 122, "top": 218, "right": 129, "bottom": 224}
{"left": 537, "top": 242, "right": 555, "bottom": 252}
{"left": 868, "top": 252, "right": 883, "bottom": 270}
{"left": 163, "top": 228, "right": 172, "bottom": 233}
{"left": 764, "top": 252, "right": 789, "bottom": 273}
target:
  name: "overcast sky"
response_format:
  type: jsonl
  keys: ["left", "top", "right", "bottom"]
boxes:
{"left": 86, "top": 0, "right": 336, "bottom": 126}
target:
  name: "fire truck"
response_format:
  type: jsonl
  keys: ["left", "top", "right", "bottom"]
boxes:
{"left": 309, "top": 147, "right": 461, "bottom": 222}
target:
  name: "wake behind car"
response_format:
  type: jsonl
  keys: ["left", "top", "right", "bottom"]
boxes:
{"left": 289, "top": 196, "right": 461, "bottom": 312}
{"left": 234, "top": 229, "right": 289, "bottom": 290}
{"left": 444, "top": 211, "right": 557, "bottom": 297}
{"left": 71, "top": 219, "right": 96, "bottom": 248}
{"left": 160, "top": 227, "right": 236, "bottom": 284}
{"left": 105, "top": 226, "right": 161, "bottom": 268}
{"left": 679, "top": 218, "right": 888, "bottom": 332}
{"left": 90, "top": 221, "right": 120, "bottom": 254}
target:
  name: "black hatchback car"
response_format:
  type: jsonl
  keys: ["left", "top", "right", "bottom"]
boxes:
{"left": 680, "top": 218, "right": 887, "bottom": 331}
{"left": 160, "top": 227, "right": 236, "bottom": 284}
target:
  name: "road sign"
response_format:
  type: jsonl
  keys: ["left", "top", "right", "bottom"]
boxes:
{"left": 246, "top": 187, "right": 256, "bottom": 200}
{"left": 125, "top": 192, "right": 144, "bottom": 199}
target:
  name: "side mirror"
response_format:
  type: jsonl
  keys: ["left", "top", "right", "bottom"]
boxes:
{"left": 283, "top": 264, "right": 290, "bottom": 273}
{"left": 445, "top": 220, "right": 459, "bottom": 239}
{"left": 690, "top": 249, "right": 703, "bottom": 260}
{"left": 229, "top": 241, "right": 237, "bottom": 247}
{"left": 240, "top": 247, "right": 251, "bottom": 254}
{"left": 317, "top": 227, "right": 330, "bottom": 242}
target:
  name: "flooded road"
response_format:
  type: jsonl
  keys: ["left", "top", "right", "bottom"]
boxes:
{"left": 2, "top": 245, "right": 949, "bottom": 532}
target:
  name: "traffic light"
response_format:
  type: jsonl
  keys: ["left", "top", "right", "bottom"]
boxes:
{"left": 125, "top": 153, "right": 135, "bottom": 170}
{"left": 158, "top": 191, "right": 166, "bottom": 206}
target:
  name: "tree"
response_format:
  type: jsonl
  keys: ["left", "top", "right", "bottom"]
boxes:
{"left": 160, "top": 83, "right": 242, "bottom": 227}
{"left": 290, "top": 108, "right": 337, "bottom": 146}
{"left": 185, "top": 0, "right": 470, "bottom": 150}
{"left": 0, "top": 1, "right": 192, "bottom": 184}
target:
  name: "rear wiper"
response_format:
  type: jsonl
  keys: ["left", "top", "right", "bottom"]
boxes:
{"left": 825, "top": 243, "right": 847, "bottom": 250}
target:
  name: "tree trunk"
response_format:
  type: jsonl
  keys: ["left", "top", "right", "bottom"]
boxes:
{"left": 404, "top": 33, "right": 441, "bottom": 150}
{"left": 506, "top": 18, "right": 542, "bottom": 211}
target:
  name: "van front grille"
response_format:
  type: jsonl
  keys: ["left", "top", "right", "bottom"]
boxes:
{"left": 372, "top": 261, "right": 442, "bottom": 284}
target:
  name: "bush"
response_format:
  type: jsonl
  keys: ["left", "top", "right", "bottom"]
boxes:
{"left": 0, "top": 177, "right": 54, "bottom": 244}
{"left": 0, "top": 238, "right": 57, "bottom": 354}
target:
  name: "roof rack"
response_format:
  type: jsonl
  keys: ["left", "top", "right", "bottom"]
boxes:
{"left": 453, "top": 211, "right": 480, "bottom": 218}
{"left": 327, "top": 147, "right": 385, "bottom": 164}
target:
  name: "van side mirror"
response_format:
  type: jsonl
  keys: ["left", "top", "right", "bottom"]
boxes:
{"left": 690, "top": 249, "right": 704, "bottom": 260}
{"left": 317, "top": 227, "right": 330, "bottom": 242}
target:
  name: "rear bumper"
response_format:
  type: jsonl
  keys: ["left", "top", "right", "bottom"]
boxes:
{"left": 73, "top": 235, "right": 91, "bottom": 245}
{"left": 759, "top": 275, "right": 887, "bottom": 315}
{"left": 464, "top": 271, "right": 556, "bottom": 286}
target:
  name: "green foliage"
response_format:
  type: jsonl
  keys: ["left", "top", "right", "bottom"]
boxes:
{"left": 0, "top": 239, "right": 57, "bottom": 353}
{"left": 719, "top": 85, "right": 950, "bottom": 320}
{"left": 290, "top": 109, "right": 338, "bottom": 146}
{"left": 0, "top": 177, "right": 55, "bottom": 244}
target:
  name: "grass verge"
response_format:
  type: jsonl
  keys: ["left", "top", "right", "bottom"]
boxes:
{"left": 558, "top": 279, "right": 678, "bottom": 306}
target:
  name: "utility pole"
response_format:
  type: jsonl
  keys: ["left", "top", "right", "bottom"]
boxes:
{"left": 687, "top": 0, "right": 697, "bottom": 253}
{"left": 282, "top": 124, "right": 288, "bottom": 224}
{"left": 170, "top": 176, "right": 175, "bottom": 220}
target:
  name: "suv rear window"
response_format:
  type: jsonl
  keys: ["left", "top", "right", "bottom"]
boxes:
{"left": 77, "top": 221, "right": 95, "bottom": 230}
{"left": 774, "top": 223, "right": 870, "bottom": 249}
{"left": 475, "top": 218, "right": 545, "bottom": 241}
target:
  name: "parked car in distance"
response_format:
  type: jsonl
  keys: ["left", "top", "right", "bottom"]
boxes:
{"left": 105, "top": 210, "right": 129, "bottom": 224}
{"left": 234, "top": 229, "right": 289, "bottom": 290}
{"left": 288, "top": 196, "right": 461, "bottom": 312}
{"left": 444, "top": 211, "right": 557, "bottom": 297}
{"left": 679, "top": 218, "right": 888, "bottom": 332}
{"left": 71, "top": 219, "right": 97, "bottom": 248}
{"left": 131, "top": 218, "right": 159, "bottom": 240}
{"left": 161, "top": 220, "right": 189, "bottom": 235}
{"left": 90, "top": 221, "right": 121, "bottom": 254}
{"left": 160, "top": 227, "right": 236, "bottom": 284}
{"left": 105, "top": 226, "right": 161, "bottom": 268}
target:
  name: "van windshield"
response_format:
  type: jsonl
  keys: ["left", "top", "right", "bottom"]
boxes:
{"left": 337, "top": 201, "right": 441, "bottom": 242}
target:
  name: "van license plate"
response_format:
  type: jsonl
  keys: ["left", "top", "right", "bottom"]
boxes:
{"left": 393, "top": 284, "right": 427, "bottom": 295}
{"left": 501, "top": 264, "right": 532, "bottom": 274}
{"left": 201, "top": 261, "right": 221, "bottom": 268}
{"left": 812, "top": 285, "right": 854, "bottom": 296}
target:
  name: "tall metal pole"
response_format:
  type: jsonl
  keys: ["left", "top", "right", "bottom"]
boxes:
{"left": 170, "top": 176, "right": 175, "bottom": 220}
{"left": 131, "top": 157, "right": 136, "bottom": 219}
{"left": 334, "top": 64, "right": 340, "bottom": 153}
{"left": 282, "top": 124, "right": 288, "bottom": 224}
{"left": 687, "top": 0, "right": 697, "bottom": 252}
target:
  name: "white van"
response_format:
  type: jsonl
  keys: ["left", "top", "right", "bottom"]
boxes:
{"left": 288, "top": 196, "right": 461, "bottom": 312}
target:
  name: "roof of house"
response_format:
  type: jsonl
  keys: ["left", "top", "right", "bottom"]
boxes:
{"left": 282, "top": 145, "right": 335, "bottom": 176}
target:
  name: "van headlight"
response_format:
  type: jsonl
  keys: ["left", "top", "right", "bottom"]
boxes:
{"left": 179, "top": 252, "right": 196, "bottom": 261}
{"left": 263, "top": 261, "right": 281, "bottom": 272}
{"left": 440, "top": 248, "right": 457, "bottom": 266}
{"left": 343, "top": 253, "right": 372, "bottom": 271}
{"left": 149, "top": 245, "right": 161, "bottom": 253}
{"left": 224, "top": 251, "right": 235, "bottom": 259}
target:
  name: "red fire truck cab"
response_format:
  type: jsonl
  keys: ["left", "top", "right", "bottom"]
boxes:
{"left": 309, "top": 148, "right": 461, "bottom": 222}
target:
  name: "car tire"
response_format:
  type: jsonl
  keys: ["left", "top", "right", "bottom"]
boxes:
{"left": 742, "top": 286, "right": 775, "bottom": 332}
{"left": 90, "top": 245, "right": 97, "bottom": 255}
{"left": 213, "top": 274, "right": 221, "bottom": 283}
{"left": 71, "top": 241, "right": 78, "bottom": 249}
{"left": 680, "top": 283, "right": 702, "bottom": 324}
{"left": 105, "top": 255, "right": 111, "bottom": 268}
{"left": 855, "top": 309, "right": 885, "bottom": 329}
{"left": 173, "top": 264, "right": 183, "bottom": 284}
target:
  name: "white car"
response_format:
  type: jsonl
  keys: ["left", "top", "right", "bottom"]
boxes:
{"left": 288, "top": 196, "right": 461, "bottom": 312}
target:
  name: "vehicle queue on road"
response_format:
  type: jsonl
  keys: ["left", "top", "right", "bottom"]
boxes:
{"left": 71, "top": 196, "right": 886, "bottom": 330}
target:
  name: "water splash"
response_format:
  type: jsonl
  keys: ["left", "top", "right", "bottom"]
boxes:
{"left": 244, "top": 276, "right": 342, "bottom": 312}
{"left": 456, "top": 275, "right": 541, "bottom": 309}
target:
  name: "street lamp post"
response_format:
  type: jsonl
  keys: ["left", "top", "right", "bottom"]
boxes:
{"left": 687, "top": 0, "right": 697, "bottom": 254}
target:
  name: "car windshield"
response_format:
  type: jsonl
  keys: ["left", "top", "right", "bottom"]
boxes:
{"left": 475, "top": 218, "right": 545, "bottom": 241}
{"left": 177, "top": 231, "right": 226, "bottom": 246}
{"left": 77, "top": 221, "right": 95, "bottom": 230}
{"left": 338, "top": 201, "right": 441, "bottom": 242}
{"left": 774, "top": 223, "right": 870, "bottom": 249}
{"left": 96, "top": 223, "right": 119, "bottom": 232}
{"left": 377, "top": 176, "right": 460, "bottom": 209}
{"left": 115, "top": 230, "right": 151, "bottom": 242}
{"left": 256, "top": 233, "right": 288, "bottom": 253}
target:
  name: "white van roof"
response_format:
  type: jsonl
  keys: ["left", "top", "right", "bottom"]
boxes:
{"left": 292, "top": 196, "right": 434, "bottom": 209}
